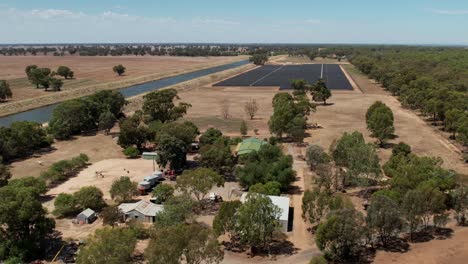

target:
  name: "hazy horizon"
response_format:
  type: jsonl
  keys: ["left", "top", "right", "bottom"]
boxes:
{"left": 1, "top": 0, "right": 468, "bottom": 45}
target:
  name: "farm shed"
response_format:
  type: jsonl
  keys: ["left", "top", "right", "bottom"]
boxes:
{"left": 235, "top": 138, "right": 267, "bottom": 156}
{"left": 240, "top": 193, "right": 291, "bottom": 232}
{"left": 118, "top": 200, "right": 164, "bottom": 223}
{"left": 76, "top": 208, "right": 96, "bottom": 224}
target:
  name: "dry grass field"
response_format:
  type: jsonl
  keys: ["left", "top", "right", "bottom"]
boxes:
{"left": 0, "top": 55, "right": 246, "bottom": 117}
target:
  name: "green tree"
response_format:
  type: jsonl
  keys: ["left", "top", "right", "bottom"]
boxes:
{"left": 25, "top": 65, "right": 38, "bottom": 81}
{"left": 98, "top": 110, "right": 116, "bottom": 134}
{"left": 237, "top": 144, "right": 295, "bottom": 191}
{"left": 0, "top": 80, "right": 13, "bottom": 101}
{"left": 153, "top": 121, "right": 199, "bottom": 148}
{"left": 176, "top": 168, "right": 224, "bottom": 202}
{"left": 145, "top": 223, "right": 223, "bottom": 264}
{"left": 249, "top": 53, "right": 268, "bottom": 65}
{"left": 302, "top": 189, "right": 352, "bottom": 225}
{"left": 240, "top": 120, "right": 248, "bottom": 136}
{"left": 235, "top": 193, "right": 281, "bottom": 250}
{"left": 199, "top": 137, "right": 234, "bottom": 174}
{"left": 110, "top": 176, "right": 138, "bottom": 203}
{"left": 0, "top": 160, "right": 11, "bottom": 187}
{"left": 73, "top": 186, "right": 106, "bottom": 211}
{"left": 101, "top": 205, "right": 123, "bottom": 226}
{"left": 113, "top": 64, "right": 126, "bottom": 76}
{"left": 156, "top": 134, "right": 187, "bottom": 171}
{"left": 154, "top": 195, "right": 194, "bottom": 227}
{"left": 401, "top": 189, "right": 424, "bottom": 241}
{"left": 249, "top": 181, "right": 282, "bottom": 196}
{"left": 53, "top": 193, "right": 78, "bottom": 217}
{"left": 268, "top": 104, "right": 295, "bottom": 139}
{"left": 151, "top": 184, "right": 175, "bottom": 204}
{"left": 315, "top": 209, "right": 365, "bottom": 262}
{"left": 366, "top": 102, "right": 395, "bottom": 146}
{"left": 142, "top": 89, "right": 191, "bottom": 123}
{"left": 49, "top": 77, "right": 63, "bottom": 91}
{"left": 290, "top": 79, "right": 308, "bottom": 92}
{"left": 306, "top": 145, "right": 330, "bottom": 170}
{"left": 311, "top": 79, "right": 332, "bottom": 105}
{"left": 29, "top": 68, "right": 51, "bottom": 89}
{"left": 0, "top": 183, "right": 55, "bottom": 261}
{"left": 331, "top": 131, "right": 381, "bottom": 186}
{"left": 76, "top": 227, "right": 137, "bottom": 264}
{"left": 213, "top": 200, "right": 242, "bottom": 236}
{"left": 48, "top": 99, "right": 95, "bottom": 139}
{"left": 56, "top": 66, "right": 73, "bottom": 79}
{"left": 457, "top": 118, "right": 468, "bottom": 146}
{"left": 452, "top": 186, "right": 468, "bottom": 226}
{"left": 118, "top": 113, "right": 150, "bottom": 150}
{"left": 0, "top": 121, "right": 52, "bottom": 161}
{"left": 365, "top": 101, "right": 386, "bottom": 121}
{"left": 366, "top": 195, "right": 402, "bottom": 246}
{"left": 199, "top": 128, "right": 223, "bottom": 145}
{"left": 286, "top": 115, "right": 307, "bottom": 142}
{"left": 444, "top": 109, "right": 464, "bottom": 138}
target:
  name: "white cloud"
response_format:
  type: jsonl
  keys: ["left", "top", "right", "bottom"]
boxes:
{"left": 305, "top": 19, "right": 321, "bottom": 24}
{"left": 427, "top": 8, "right": 468, "bottom": 15}
{"left": 193, "top": 17, "right": 241, "bottom": 25}
{"left": 29, "top": 9, "right": 84, "bottom": 19}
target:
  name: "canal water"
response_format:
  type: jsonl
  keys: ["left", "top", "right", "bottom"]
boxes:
{"left": 0, "top": 60, "right": 249, "bottom": 127}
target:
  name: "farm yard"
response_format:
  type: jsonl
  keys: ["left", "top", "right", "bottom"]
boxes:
{"left": 214, "top": 64, "right": 353, "bottom": 90}
{"left": 3, "top": 53, "right": 467, "bottom": 264}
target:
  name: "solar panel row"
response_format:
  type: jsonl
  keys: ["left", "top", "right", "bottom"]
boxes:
{"left": 214, "top": 64, "right": 353, "bottom": 90}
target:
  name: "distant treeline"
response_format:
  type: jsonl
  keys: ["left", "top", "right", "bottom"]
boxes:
{"left": 317, "top": 46, "right": 468, "bottom": 145}
{"left": 0, "top": 43, "right": 360, "bottom": 57}
{"left": 0, "top": 44, "right": 250, "bottom": 57}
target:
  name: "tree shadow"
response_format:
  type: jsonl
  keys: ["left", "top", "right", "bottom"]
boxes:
{"left": 287, "top": 185, "right": 303, "bottom": 195}
{"left": 378, "top": 237, "right": 410, "bottom": 253}
{"left": 223, "top": 234, "right": 299, "bottom": 258}
{"left": 406, "top": 227, "right": 453, "bottom": 243}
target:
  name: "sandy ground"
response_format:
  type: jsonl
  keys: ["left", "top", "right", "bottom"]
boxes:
{"left": 10, "top": 132, "right": 125, "bottom": 179}
{"left": 374, "top": 225, "right": 468, "bottom": 264}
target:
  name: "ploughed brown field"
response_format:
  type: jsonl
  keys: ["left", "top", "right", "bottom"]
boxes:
{"left": 0, "top": 55, "right": 243, "bottom": 101}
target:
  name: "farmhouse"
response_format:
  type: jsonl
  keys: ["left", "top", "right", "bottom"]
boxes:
{"left": 118, "top": 200, "right": 164, "bottom": 223}
{"left": 240, "top": 193, "right": 291, "bottom": 232}
{"left": 235, "top": 138, "right": 267, "bottom": 156}
{"left": 76, "top": 208, "right": 96, "bottom": 224}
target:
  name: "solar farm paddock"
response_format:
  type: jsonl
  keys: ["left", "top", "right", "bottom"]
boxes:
{"left": 213, "top": 64, "right": 353, "bottom": 90}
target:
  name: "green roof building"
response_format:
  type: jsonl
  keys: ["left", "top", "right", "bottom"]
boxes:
{"left": 235, "top": 138, "right": 267, "bottom": 156}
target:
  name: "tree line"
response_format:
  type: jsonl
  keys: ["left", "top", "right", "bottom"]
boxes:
{"left": 326, "top": 46, "right": 467, "bottom": 151}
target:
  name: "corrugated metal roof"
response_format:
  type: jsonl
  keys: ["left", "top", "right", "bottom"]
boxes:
{"left": 240, "top": 193, "right": 290, "bottom": 221}
{"left": 118, "top": 200, "right": 164, "bottom": 216}
{"left": 236, "top": 138, "right": 267, "bottom": 156}
{"left": 78, "top": 208, "right": 95, "bottom": 218}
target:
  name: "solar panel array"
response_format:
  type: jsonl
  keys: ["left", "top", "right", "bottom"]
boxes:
{"left": 214, "top": 64, "right": 353, "bottom": 90}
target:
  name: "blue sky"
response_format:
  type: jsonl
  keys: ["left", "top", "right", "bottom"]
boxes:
{"left": 1, "top": 0, "right": 468, "bottom": 44}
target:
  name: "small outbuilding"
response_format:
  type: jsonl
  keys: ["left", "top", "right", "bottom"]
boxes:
{"left": 76, "top": 208, "right": 97, "bottom": 224}
{"left": 235, "top": 138, "right": 267, "bottom": 156}
{"left": 119, "top": 200, "right": 164, "bottom": 223}
{"left": 240, "top": 193, "right": 291, "bottom": 232}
